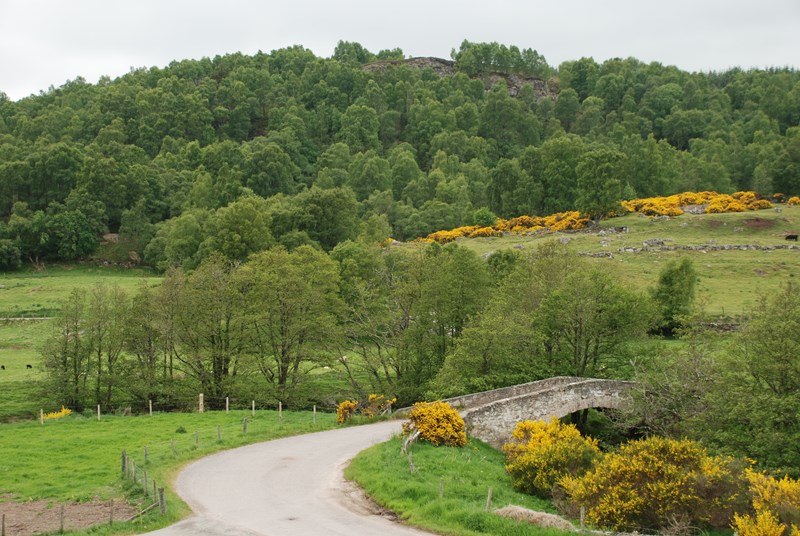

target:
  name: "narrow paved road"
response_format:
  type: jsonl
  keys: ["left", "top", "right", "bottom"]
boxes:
{"left": 141, "top": 420, "right": 432, "bottom": 536}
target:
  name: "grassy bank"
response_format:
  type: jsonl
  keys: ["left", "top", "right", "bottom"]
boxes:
{"left": 346, "top": 436, "right": 568, "bottom": 535}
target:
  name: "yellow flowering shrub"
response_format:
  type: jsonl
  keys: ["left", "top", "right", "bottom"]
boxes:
{"left": 44, "top": 405, "right": 72, "bottom": 420}
{"left": 360, "top": 394, "right": 397, "bottom": 418}
{"left": 561, "top": 436, "right": 747, "bottom": 532}
{"left": 733, "top": 511, "right": 789, "bottom": 536}
{"left": 336, "top": 399, "right": 359, "bottom": 424}
{"left": 503, "top": 418, "right": 599, "bottom": 498}
{"left": 337, "top": 394, "right": 397, "bottom": 423}
{"left": 748, "top": 199, "right": 775, "bottom": 210}
{"left": 622, "top": 191, "right": 771, "bottom": 216}
{"left": 422, "top": 211, "right": 588, "bottom": 243}
{"left": 788, "top": 196, "right": 800, "bottom": 206}
{"left": 468, "top": 226, "right": 501, "bottom": 238}
{"left": 733, "top": 469, "right": 800, "bottom": 536}
{"left": 706, "top": 195, "right": 747, "bottom": 213}
{"left": 401, "top": 401, "right": 466, "bottom": 447}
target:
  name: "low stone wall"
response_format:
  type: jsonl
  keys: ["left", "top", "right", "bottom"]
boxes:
{"left": 581, "top": 243, "right": 800, "bottom": 258}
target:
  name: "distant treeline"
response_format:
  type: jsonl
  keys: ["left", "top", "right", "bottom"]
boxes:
{"left": 1, "top": 39, "right": 799, "bottom": 269}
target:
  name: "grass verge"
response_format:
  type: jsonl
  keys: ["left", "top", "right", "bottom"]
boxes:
{"left": 345, "top": 436, "right": 571, "bottom": 535}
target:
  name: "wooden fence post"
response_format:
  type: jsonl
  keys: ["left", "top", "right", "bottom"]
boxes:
{"left": 153, "top": 480, "right": 157, "bottom": 500}
{"left": 313, "top": 405, "right": 316, "bottom": 425}
{"left": 485, "top": 487, "right": 493, "bottom": 512}
{"left": 121, "top": 450, "right": 127, "bottom": 476}
{"left": 243, "top": 417, "right": 248, "bottom": 434}
{"left": 251, "top": 400, "right": 255, "bottom": 417}
{"left": 198, "top": 393, "right": 204, "bottom": 413}
{"left": 144, "top": 446, "right": 148, "bottom": 465}
{"left": 149, "top": 400, "right": 153, "bottom": 416}
{"left": 40, "top": 409, "right": 44, "bottom": 425}
{"left": 158, "top": 488, "right": 166, "bottom": 514}
{"left": 97, "top": 404, "right": 101, "bottom": 421}
{"left": 225, "top": 397, "right": 229, "bottom": 413}
{"left": 143, "top": 470, "right": 148, "bottom": 496}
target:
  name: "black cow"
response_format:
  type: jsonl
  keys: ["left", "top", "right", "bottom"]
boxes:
{"left": 1, "top": 365, "right": 5, "bottom": 370}
{"left": 786, "top": 234, "right": 799, "bottom": 241}
{"left": 26, "top": 364, "right": 32, "bottom": 369}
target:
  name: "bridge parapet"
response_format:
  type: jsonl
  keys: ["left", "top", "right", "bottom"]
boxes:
{"left": 460, "top": 378, "right": 633, "bottom": 448}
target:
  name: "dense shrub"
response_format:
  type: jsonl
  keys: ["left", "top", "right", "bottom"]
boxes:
{"left": 336, "top": 399, "right": 359, "bottom": 424}
{"left": 336, "top": 394, "right": 396, "bottom": 423}
{"left": 401, "top": 401, "right": 466, "bottom": 447}
{"left": 561, "top": 436, "right": 748, "bottom": 532}
{"left": 733, "top": 469, "right": 800, "bottom": 536}
{"left": 503, "top": 418, "right": 599, "bottom": 498}
{"left": 0, "top": 238, "right": 22, "bottom": 271}
{"left": 360, "top": 394, "right": 396, "bottom": 418}
{"left": 788, "top": 196, "right": 800, "bottom": 206}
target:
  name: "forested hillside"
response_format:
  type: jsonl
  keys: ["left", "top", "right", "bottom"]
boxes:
{"left": 1, "top": 40, "right": 799, "bottom": 269}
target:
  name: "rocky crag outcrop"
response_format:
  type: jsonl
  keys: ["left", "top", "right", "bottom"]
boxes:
{"left": 363, "top": 57, "right": 558, "bottom": 101}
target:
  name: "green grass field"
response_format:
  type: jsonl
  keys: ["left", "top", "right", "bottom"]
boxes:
{"left": 346, "top": 436, "right": 568, "bottom": 535}
{"left": 0, "top": 409, "right": 337, "bottom": 534}
{"left": 0, "top": 264, "right": 161, "bottom": 318}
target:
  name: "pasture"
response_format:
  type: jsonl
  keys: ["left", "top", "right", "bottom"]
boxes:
{"left": 0, "top": 409, "right": 336, "bottom": 534}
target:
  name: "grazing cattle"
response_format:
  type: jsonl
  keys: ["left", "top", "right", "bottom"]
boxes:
{"left": 786, "top": 234, "right": 799, "bottom": 241}
{"left": 1, "top": 365, "right": 5, "bottom": 370}
{"left": 26, "top": 364, "right": 32, "bottom": 369}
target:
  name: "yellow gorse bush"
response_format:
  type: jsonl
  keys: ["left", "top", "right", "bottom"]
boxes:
{"left": 503, "top": 418, "right": 599, "bottom": 498}
{"left": 732, "top": 469, "right": 800, "bottom": 536}
{"left": 360, "top": 393, "right": 397, "bottom": 418}
{"left": 788, "top": 196, "right": 800, "bottom": 206}
{"left": 336, "top": 394, "right": 397, "bottom": 424}
{"left": 560, "top": 436, "right": 747, "bottom": 532}
{"left": 401, "top": 401, "right": 466, "bottom": 447}
{"left": 335, "top": 399, "right": 359, "bottom": 424}
{"left": 418, "top": 211, "right": 590, "bottom": 244}
{"left": 622, "top": 191, "right": 773, "bottom": 216}
{"left": 733, "top": 510, "right": 790, "bottom": 536}
{"left": 44, "top": 405, "right": 72, "bottom": 420}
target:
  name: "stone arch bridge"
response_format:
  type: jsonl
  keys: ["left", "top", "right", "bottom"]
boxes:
{"left": 441, "top": 376, "right": 633, "bottom": 447}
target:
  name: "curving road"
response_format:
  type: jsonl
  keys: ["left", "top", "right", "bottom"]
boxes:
{"left": 141, "top": 420, "right": 432, "bottom": 536}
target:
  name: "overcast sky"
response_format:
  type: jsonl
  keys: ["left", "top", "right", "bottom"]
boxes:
{"left": 1, "top": 0, "right": 798, "bottom": 101}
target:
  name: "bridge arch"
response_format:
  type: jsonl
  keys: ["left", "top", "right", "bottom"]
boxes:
{"left": 442, "top": 376, "right": 633, "bottom": 447}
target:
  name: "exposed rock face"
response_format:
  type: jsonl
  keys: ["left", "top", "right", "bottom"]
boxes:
{"left": 363, "top": 57, "right": 558, "bottom": 101}
{"left": 363, "top": 57, "right": 457, "bottom": 77}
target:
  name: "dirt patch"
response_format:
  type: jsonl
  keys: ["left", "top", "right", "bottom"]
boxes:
{"left": 744, "top": 218, "right": 775, "bottom": 229}
{"left": 0, "top": 497, "right": 138, "bottom": 536}
{"left": 707, "top": 220, "right": 724, "bottom": 228}
{"left": 336, "top": 475, "right": 399, "bottom": 521}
